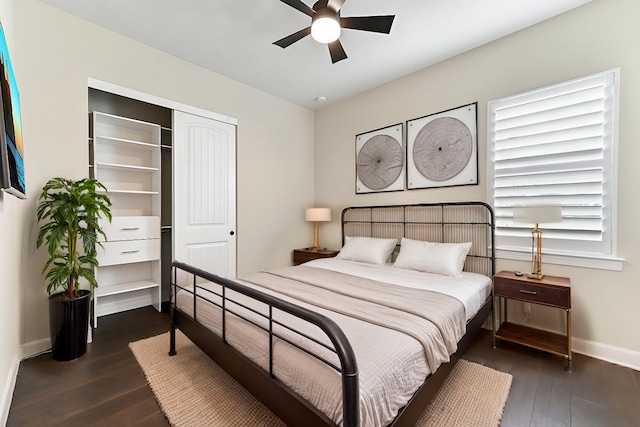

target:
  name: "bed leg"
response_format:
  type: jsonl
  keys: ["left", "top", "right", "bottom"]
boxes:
{"left": 343, "top": 371, "right": 360, "bottom": 427}
{"left": 169, "top": 317, "right": 177, "bottom": 356}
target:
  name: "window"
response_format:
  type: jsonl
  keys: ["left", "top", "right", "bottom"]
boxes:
{"left": 487, "top": 69, "right": 622, "bottom": 271}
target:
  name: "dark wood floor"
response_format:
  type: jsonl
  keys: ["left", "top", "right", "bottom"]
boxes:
{"left": 8, "top": 307, "right": 640, "bottom": 426}
{"left": 464, "top": 332, "right": 640, "bottom": 426}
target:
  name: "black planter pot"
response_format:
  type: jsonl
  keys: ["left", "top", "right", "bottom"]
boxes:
{"left": 48, "top": 289, "right": 92, "bottom": 361}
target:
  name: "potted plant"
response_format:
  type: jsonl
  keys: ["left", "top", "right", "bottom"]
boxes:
{"left": 36, "top": 177, "right": 111, "bottom": 361}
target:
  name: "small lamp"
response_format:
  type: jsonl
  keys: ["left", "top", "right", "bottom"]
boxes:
{"left": 513, "top": 205, "right": 562, "bottom": 280}
{"left": 305, "top": 208, "right": 332, "bottom": 251}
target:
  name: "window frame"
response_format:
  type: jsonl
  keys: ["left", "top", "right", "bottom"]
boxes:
{"left": 487, "top": 69, "right": 623, "bottom": 271}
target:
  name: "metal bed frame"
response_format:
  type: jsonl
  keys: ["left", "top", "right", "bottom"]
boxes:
{"left": 169, "top": 201, "right": 495, "bottom": 427}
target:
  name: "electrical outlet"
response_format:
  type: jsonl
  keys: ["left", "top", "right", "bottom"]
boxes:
{"left": 524, "top": 303, "right": 532, "bottom": 314}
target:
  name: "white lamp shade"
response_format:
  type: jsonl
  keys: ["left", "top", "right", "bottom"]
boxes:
{"left": 305, "top": 208, "right": 331, "bottom": 222}
{"left": 311, "top": 16, "right": 341, "bottom": 43}
{"left": 513, "top": 205, "right": 562, "bottom": 226}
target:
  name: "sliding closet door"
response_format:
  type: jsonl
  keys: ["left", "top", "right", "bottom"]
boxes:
{"left": 173, "top": 110, "right": 236, "bottom": 278}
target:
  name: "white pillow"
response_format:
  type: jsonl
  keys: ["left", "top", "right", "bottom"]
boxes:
{"left": 393, "top": 237, "right": 472, "bottom": 277}
{"left": 335, "top": 236, "right": 397, "bottom": 265}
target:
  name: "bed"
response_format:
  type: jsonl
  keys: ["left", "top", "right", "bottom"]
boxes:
{"left": 169, "top": 202, "right": 495, "bottom": 427}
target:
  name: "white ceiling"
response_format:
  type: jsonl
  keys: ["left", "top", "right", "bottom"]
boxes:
{"left": 41, "top": 0, "right": 590, "bottom": 110}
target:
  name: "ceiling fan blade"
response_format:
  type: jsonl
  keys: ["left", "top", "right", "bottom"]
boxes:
{"left": 279, "top": 0, "right": 315, "bottom": 17}
{"left": 341, "top": 15, "right": 395, "bottom": 34}
{"left": 273, "top": 27, "right": 312, "bottom": 48}
{"left": 328, "top": 39, "right": 348, "bottom": 63}
{"left": 327, "top": 0, "right": 346, "bottom": 12}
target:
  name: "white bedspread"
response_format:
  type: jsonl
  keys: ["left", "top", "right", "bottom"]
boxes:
{"left": 305, "top": 258, "right": 493, "bottom": 321}
{"left": 175, "top": 261, "right": 491, "bottom": 426}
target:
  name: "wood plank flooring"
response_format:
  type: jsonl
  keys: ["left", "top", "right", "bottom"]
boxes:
{"left": 8, "top": 308, "right": 171, "bottom": 427}
{"left": 8, "top": 307, "right": 640, "bottom": 426}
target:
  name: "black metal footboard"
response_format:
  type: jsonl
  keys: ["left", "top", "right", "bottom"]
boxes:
{"left": 169, "top": 261, "right": 360, "bottom": 427}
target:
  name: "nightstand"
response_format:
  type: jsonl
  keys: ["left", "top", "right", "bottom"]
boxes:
{"left": 493, "top": 271, "right": 572, "bottom": 370}
{"left": 293, "top": 248, "right": 339, "bottom": 265}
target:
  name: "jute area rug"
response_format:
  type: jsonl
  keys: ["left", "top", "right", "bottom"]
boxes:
{"left": 130, "top": 331, "right": 512, "bottom": 427}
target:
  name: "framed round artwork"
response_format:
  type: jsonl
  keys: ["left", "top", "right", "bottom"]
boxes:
{"left": 355, "top": 123, "right": 404, "bottom": 194}
{"left": 406, "top": 103, "right": 478, "bottom": 189}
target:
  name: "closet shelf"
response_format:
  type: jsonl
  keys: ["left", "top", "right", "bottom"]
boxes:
{"left": 94, "top": 135, "right": 158, "bottom": 150}
{"left": 94, "top": 280, "right": 159, "bottom": 298}
{"left": 91, "top": 110, "right": 163, "bottom": 328}
{"left": 96, "top": 162, "right": 159, "bottom": 173}
{"left": 101, "top": 189, "right": 160, "bottom": 196}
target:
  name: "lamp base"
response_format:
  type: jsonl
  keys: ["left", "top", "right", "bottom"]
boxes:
{"left": 529, "top": 227, "right": 544, "bottom": 280}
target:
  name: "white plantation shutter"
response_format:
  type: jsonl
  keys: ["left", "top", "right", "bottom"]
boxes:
{"left": 488, "top": 69, "right": 619, "bottom": 260}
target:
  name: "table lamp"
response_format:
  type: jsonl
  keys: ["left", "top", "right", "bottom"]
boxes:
{"left": 305, "top": 208, "right": 331, "bottom": 251}
{"left": 513, "top": 205, "right": 562, "bottom": 280}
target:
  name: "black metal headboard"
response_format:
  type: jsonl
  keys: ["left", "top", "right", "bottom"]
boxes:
{"left": 341, "top": 202, "right": 495, "bottom": 277}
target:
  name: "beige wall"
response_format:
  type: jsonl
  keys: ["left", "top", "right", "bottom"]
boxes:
{"left": 4, "top": 0, "right": 314, "bottom": 351}
{"left": 0, "top": 0, "right": 20, "bottom": 420}
{"left": 314, "top": 0, "right": 640, "bottom": 354}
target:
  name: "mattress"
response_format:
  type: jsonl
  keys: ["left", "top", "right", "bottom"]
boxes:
{"left": 175, "top": 260, "right": 492, "bottom": 426}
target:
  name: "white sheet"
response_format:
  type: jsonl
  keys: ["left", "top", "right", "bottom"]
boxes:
{"left": 305, "top": 258, "right": 492, "bottom": 321}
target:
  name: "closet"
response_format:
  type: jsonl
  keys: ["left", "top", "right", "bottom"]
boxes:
{"left": 88, "top": 84, "right": 236, "bottom": 327}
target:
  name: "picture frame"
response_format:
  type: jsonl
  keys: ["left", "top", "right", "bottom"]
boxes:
{"left": 0, "top": 20, "right": 26, "bottom": 199}
{"left": 355, "top": 123, "right": 404, "bottom": 194}
{"left": 406, "top": 103, "right": 477, "bottom": 190}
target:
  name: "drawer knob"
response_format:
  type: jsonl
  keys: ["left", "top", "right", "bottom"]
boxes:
{"left": 120, "top": 227, "right": 141, "bottom": 231}
{"left": 520, "top": 289, "right": 537, "bottom": 295}
{"left": 121, "top": 250, "right": 141, "bottom": 254}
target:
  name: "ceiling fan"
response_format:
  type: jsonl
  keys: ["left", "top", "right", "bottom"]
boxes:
{"left": 273, "top": 0, "right": 395, "bottom": 64}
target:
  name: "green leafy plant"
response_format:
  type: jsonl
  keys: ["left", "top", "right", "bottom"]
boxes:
{"left": 36, "top": 177, "right": 112, "bottom": 300}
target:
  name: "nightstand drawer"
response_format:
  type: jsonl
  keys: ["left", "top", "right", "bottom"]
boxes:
{"left": 494, "top": 279, "right": 570, "bottom": 308}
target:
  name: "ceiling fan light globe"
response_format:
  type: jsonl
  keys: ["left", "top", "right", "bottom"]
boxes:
{"left": 311, "top": 16, "right": 341, "bottom": 43}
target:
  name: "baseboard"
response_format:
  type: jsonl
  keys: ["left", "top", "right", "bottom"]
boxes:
{"left": 1, "top": 354, "right": 20, "bottom": 426}
{"left": 21, "top": 337, "right": 51, "bottom": 359}
{"left": 572, "top": 337, "right": 640, "bottom": 371}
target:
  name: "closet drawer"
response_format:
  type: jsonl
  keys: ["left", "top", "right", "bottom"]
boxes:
{"left": 99, "top": 216, "right": 160, "bottom": 241}
{"left": 97, "top": 238, "right": 160, "bottom": 266}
